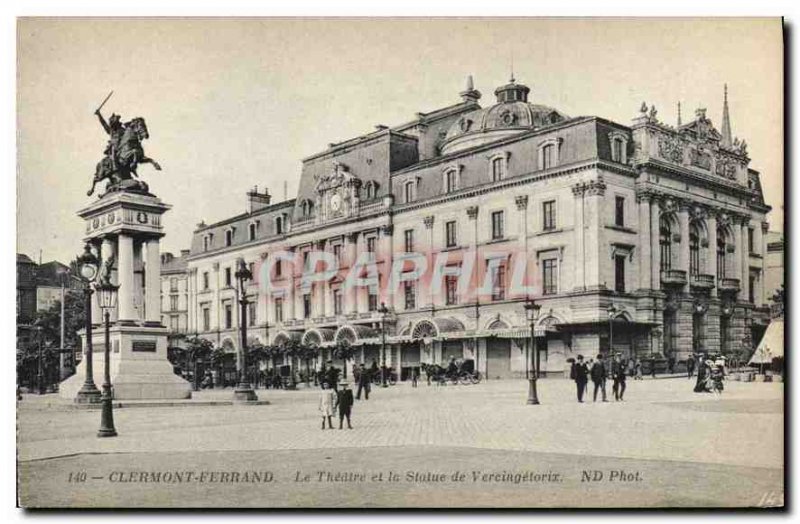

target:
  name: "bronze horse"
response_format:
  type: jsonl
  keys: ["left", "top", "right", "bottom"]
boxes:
{"left": 87, "top": 115, "right": 162, "bottom": 196}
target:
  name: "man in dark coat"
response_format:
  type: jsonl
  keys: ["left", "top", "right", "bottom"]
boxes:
{"left": 572, "top": 355, "right": 589, "bottom": 402}
{"left": 326, "top": 361, "right": 340, "bottom": 392}
{"left": 612, "top": 353, "right": 627, "bottom": 401}
{"left": 356, "top": 363, "right": 371, "bottom": 400}
{"left": 336, "top": 382, "right": 354, "bottom": 429}
{"left": 686, "top": 354, "right": 696, "bottom": 379}
{"left": 590, "top": 354, "right": 608, "bottom": 402}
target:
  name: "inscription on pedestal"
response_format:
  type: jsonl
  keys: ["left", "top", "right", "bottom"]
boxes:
{"left": 132, "top": 340, "right": 157, "bottom": 352}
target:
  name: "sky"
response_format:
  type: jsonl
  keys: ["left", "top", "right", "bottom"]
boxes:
{"left": 17, "top": 18, "right": 784, "bottom": 264}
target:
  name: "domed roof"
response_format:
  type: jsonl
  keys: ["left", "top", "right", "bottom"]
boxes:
{"left": 441, "top": 78, "right": 568, "bottom": 155}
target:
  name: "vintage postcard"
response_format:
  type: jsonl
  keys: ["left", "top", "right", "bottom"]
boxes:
{"left": 15, "top": 17, "right": 784, "bottom": 509}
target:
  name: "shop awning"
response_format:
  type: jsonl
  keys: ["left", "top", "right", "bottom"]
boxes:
{"left": 748, "top": 319, "right": 784, "bottom": 364}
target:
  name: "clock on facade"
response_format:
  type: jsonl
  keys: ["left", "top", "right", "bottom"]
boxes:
{"left": 330, "top": 193, "right": 342, "bottom": 212}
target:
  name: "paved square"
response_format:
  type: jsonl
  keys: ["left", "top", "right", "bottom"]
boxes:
{"left": 17, "top": 377, "right": 783, "bottom": 508}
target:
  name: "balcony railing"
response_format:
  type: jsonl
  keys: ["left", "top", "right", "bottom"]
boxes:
{"left": 660, "top": 269, "right": 687, "bottom": 286}
{"left": 718, "top": 278, "right": 741, "bottom": 292}
{"left": 690, "top": 273, "right": 715, "bottom": 289}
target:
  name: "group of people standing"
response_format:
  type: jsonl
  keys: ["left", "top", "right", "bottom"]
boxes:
{"left": 571, "top": 353, "right": 628, "bottom": 403}
{"left": 317, "top": 360, "right": 381, "bottom": 430}
{"left": 689, "top": 354, "right": 726, "bottom": 395}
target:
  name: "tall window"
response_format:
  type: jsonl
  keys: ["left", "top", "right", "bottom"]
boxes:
{"left": 203, "top": 236, "right": 211, "bottom": 252}
{"left": 275, "top": 216, "right": 284, "bottom": 235}
{"left": 542, "top": 258, "right": 557, "bottom": 295}
{"left": 170, "top": 295, "right": 178, "bottom": 311}
{"left": 404, "top": 181, "right": 415, "bottom": 203}
{"left": 224, "top": 267, "right": 232, "bottom": 287}
{"left": 614, "top": 255, "right": 626, "bottom": 293}
{"left": 404, "top": 229, "right": 414, "bottom": 253}
{"left": 491, "top": 211, "right": 504, "bottom": 240}
{"left": 663, "top": 310, "right": 676, "bottom": 357}
{"left": 689, "top": 229, "right": 700, "bottom": 277}
{"left": 445, "top": 221, "right": 457, "bottom": 248}
{"left": 225, "top": 229, "right": 233, "bottom": 247}
{"left": 170, "top": 277, "right": 178, "bottom": 292}
{"left": 612, "top": 138, "right": 624, "bottom": 163}
{"left": 748, "top": 228, "right": 754, "bottom": 253}
{"left": 491, "top": 265, "right": 506, "bottom": 301}
{"left": 491, "top": 157, "right": 504, "bottom": 182}
{"left": 275, "top": 259, "right": 282, "bottom": 278}
{"left": 615, "top": 196, "right": 625, "bottom": 227}
{"left": 303, "top": 294, "right": 312, "bottom": 319}
{"left": 333, "top": 288, "right": 343, "bottom": 315}
{"left": 542, "top": 144, "right": 556, "bottom": 170}
{"left": 248, "top": 223, "right": 257, "bottom": 241}
{"left": 247, "top": 301, "right": 256, "bottom": 326}
{"left": 224, "top": 304, "right": 232, "bottom": 329}
{"left": 445, "top": 170, "right": 458, "bottom": 193}
{"left": 404, "top": 281, "right": 416, "bottom": 310}
{"left": 749, "top": 275, "right": 756, "bottom": 303}
{"left": 719, "top": 316, "right": 729, "bottom": 354}
{"left": 202, "top": 272, "right": 209, "bottom": 290}
{"left": 368, "top": 292, "right": 378, "bottom": 312}
{"left": 333, "top": 244, "right": 342, "bottom": 264}
{"left": 202, "top": 307, "right": 210, "bottom": 331}
{"left": 542, "top": 200, "right": 556, "bottom": 231}
{"left": 302, "top": 200, "right": 313, "bottom": 217}
{"left": 367, "top": 237, "right": 377, "bottom": 254}
{"left": 445, "top": 275, "right": 458, "bottom": 305}
{"left": 660, "top": 222, "right": 672, "bottom": 271}
{"left": 717, "top": 233, "right": 726, "bottom": 279}
{"left": 274, "top": 298, "right": 284, "bottom": 323}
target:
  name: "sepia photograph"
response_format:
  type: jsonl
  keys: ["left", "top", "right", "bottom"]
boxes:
{"left": 14, "top": 16, "right": 785, "bottom": 509}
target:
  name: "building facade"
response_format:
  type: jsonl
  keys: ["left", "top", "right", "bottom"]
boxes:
{"left": 184, "top": 76, "right": 772, "bottom": 378}
{"left": 160, "top": 250, "right": 191, "bottom": 348}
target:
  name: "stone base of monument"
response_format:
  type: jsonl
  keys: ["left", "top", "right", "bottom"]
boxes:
{"left": 60, "top": 324, "right": 191, "bottom": 401}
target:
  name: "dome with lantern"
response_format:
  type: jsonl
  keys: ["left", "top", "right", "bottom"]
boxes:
{"left": 440, "top": 76, "right": 569, "bottom": 155}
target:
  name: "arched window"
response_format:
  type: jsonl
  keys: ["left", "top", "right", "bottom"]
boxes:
{"left": 301, "top": 200, "right": 313, "bottom": 218}
{"left": 225, "top": 228, "right": 234, "bottom": 247}
{"left": 717, "top": 230, "right": 727, "bottom": 279}
{"left": 364, "top": 181, "right": 378, "bottom": 200}
{"left": 542, "top": 144, "right": 555, "bottom": 170}
{"left": 659, "top": 220, "right": 672, "bottom": 272}
{"left": 689, "top": 225, "right": 700, "bottom": 276}
{"left": 248, "top": 222, "right": 257, "bottom": 241}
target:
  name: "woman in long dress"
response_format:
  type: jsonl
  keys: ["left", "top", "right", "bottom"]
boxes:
{"left": 693, "top": 356, "right": 709, "bottom": 393}
{"left": 319, "top": 383, "right": 336, "bottom": 430}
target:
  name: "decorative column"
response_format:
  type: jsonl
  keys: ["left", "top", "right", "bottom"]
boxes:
{"left": 733, "top": 218, "right": 744, "bottom": 299}
{"left": 117, "top": 234, "right": 136, "bottom": 322}
{"left": 584, "top": 178, "right": 605, "bottom": 289}
{"left": 650, "top": 195, "right": 661, "bottom": 291}
{"left": 466, "top": 206, "right": 479, "bottom": 300}
{"left": 678, "top": 202, "right": 691, "bottom": 282}
{"left": 707, "top": 212, "right": 718, "bottom": 298}
{"left": 145, "top": 239, "right": 161, "bottom": 324}
{"left": 572, "top": 184, "right": 586, "bottom": 291}
{"left": 760, "top": 222, "right": 769, "bottom": 305}
{"left": 346, "top": 233, "right": 358, "bottom": 314}
{"left": 637, "top": 193, "right": 651, "bottom": 290}
{"left": 424, "top": 216, "right": 435, "bottom": 307}
{"left": 380, "top": 225, "right": 394, "bottom": 309}
{"left": 515, "top": 196, "right": 529, "bottom": 296}
{"left": 740, "top": 218, "right": 750, "bottom": 302}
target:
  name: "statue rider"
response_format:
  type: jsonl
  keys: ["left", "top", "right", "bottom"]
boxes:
{"left": 95, "top": 109, "right": 125, "bottom": 170}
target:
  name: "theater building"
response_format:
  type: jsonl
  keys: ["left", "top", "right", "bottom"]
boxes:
{"left": 184, "top": 76, "right": 772, "bottom": 379}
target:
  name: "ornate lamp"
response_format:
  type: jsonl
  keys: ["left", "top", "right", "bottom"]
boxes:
{"left": 524, "top": 298, "right": 541, "bottom": 405}
{"left": 75, "top": 243, "right": 101, "bottom": 404}
{"left": 233, "top": 257, "right": 257, "bottom": 402}
{"left": 607, "top": 304, "right": 618, "bottom": 360}
{"left": 378, "top": 302, "right": 390, "bottom": 387}
{"left": 95, "top": 274, "right": 119, "bottom": 438}
{"left": 95, "top": 278, "right": 120, "bottom": 311}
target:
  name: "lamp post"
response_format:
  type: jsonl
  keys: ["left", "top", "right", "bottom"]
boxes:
{"left": 524, "top": 298, "right": 542, "bottom": 405}
{"left": 35, "top": 323, "right": 45, "bottom": 395}
{"left": 607, "top": 304, "right": 618, "bottom": 358}
{"left": 233, "top": 258, "right": 257, "bottom": 402}
{"left": 75, "top": 244, "right": 101, "bottom": 404}
{"left": 379, "top": 302, "right": 389, "bottom": 387}
{"left": 95, "top": 275, "right": 119, "bottom": 438}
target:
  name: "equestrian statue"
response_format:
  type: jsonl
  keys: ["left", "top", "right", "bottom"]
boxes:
{"left": 87, "top": 91, "right": 162, "bottom": 196}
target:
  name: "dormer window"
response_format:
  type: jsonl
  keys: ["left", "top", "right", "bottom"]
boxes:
{"left": 609, "top": 131, "right": 629, "bottom": 164}
{"left": 441, "top": 165, "right": 462, "bottom": 194}
{"left": 224, "top": 228, "right": 234, "bottom": 247}
{"left": 301, "top": 199, "right": 314, "bottom": 218}
{"left": 538, "top": 138, "right": 562, "bottom": 170}
{"left": 203, "top": 233, "right": 213, "bottom": 252}
{"left": 248, "top": 221, "right": 258, "bottom": 241}
{"left": 489, "top": 152, "right": 511, "bottom": 182}
{"left": 404, "top": 180, "right": 416, "bottom": 203}
{"left": 275, "top": 215, "right": 285, "bottom": 235}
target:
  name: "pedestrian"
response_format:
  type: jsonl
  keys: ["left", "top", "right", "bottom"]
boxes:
{"left": 590, "top": 354, "right": 608, "bottom": 402}
{"left": 687, "top": 354, "right": 696, "bottom": 379}
{"left": 318, "top": 383, "right": 336, "bottom": 430}
{"left": 651, "top": 358, "right": 657, "bottom": 379}
{"left": 326, "top": 361, "right": 340, "bottom": 392}
{"left": 356, "top": 363, "right": 371, "bottom": 400}
{"left": 572, "top": 355, "right": 589, "bottom": 403}
{"left": 634, "top": 358, "right": 643, "bottom": 380}
{"left": 336, "top": 381, "right": 354, "bottom": 429}
{"left": 694, "top": 355, "right": 709, "bottom": 393}
{"left": 612, "top": 353, "right": 627, "bottom": 401}
{"left": 411, "top": 366, "right": 419, "bottom": 388}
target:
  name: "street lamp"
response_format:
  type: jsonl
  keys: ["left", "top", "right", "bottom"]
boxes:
{"left": 75, "top": 243, "right": 101, "bottom": 404}
{"left": 524, "top": 298, "right": 542, "bottom": 405}
{"left": 379, "top": 302, "right": 389, "bottom": 388}
{"left": 233, "top": 258, "right": 257, "bottom": 402}
{"left": 95, "top": 275, "right": 119, "bottom": 438}
{"left": 34, "top": 323, "right": 45, "bottom": 395}
{"left": 607, "top": 304, "right": 618, "bottom": 358}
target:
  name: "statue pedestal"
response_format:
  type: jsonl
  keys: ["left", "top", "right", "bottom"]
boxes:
{"left": 60, "top": 323, "right": 191, "bottom": 400}
{"left": 60, "top": 189, "right": 190, "bottom": 400}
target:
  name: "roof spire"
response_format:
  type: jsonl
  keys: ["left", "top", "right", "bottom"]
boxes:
{"left": 459, "top": 74, "right": 482, "bottom": 103}
{"left": 677, "top": 101, "right": 682, "bottom": 127}
{"left": 720, "top": 83, "right": 733, "bottom": 148}
{"left": 510, "top": 52, "right": 515, "bottom": 83}
{"left": 466, "top": 74, "right": 474, "bottom": 91}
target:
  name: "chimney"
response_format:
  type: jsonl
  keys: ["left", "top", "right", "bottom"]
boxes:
{"left": 460, "top": 74, "right": 482, "bottom": 103}
{"left": 247, "top": 186, "right": 272, "bottom": 214}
